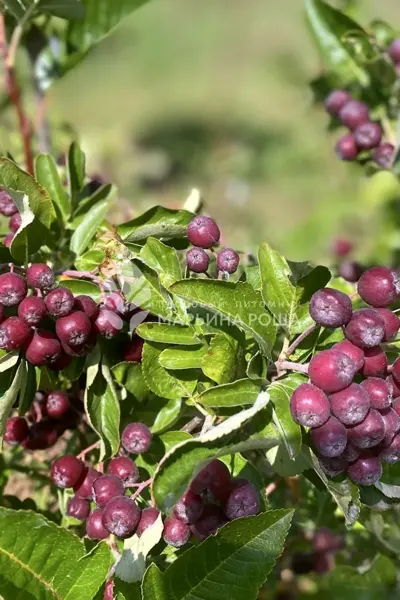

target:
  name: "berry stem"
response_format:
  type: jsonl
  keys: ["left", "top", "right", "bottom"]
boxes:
{"left": 130, "top": 477, "right": 153, "bottom": 501}
{"left": 276, "top": 361, "right": 309, "bottom": 374}
{"left": 181, "top": 416, "right": 204, "bottom": 433}
{"left": 285, "top": 324, "right": 317, "bottom": 358}
{"left": 77, "top": 440, "right": 100, "bottom": 460}
{"left": 62, "top": 270, "right": 106, "bottom": 290}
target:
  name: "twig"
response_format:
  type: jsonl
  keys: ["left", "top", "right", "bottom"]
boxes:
{"left": 181, "top": 416, "right": 204, "bottom": 433}
{"left": 77, "top": 441, "right": 100, "bottom": 460}
{"left": 130, "top": 478, "right": 153, "bottom": 501}
{"left": 276, "top": 361, "right": 309, "bottom": 374}
{"left": 62, "top": 270, "right": 106, "bottom": 289}
{"left": 265, "top": 482, "right": 277, "bottom": 496}
{"left": 285, "top": 324, "right": 317, "bottom": 358}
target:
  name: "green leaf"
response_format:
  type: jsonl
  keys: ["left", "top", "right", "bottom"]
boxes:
{"left": 70, "top": 200, "right": 108, "bottom": 256}
{"left": 0, "top": 361, "right": 24, "bottom": 444}
{"left": 67, "top": 141, "right": 86, "bottom": 208}
{"left": 59, "top": 279, "right": 101, "bottom": 301}
{"left": 118, "top": 206, "right": 193, "bottom": 243}
{"left": 159, "top": 346, "right": 207, "bottom": 370}
{"left": 171, "top": 280, "right": 276, "bottom": 357}
{"left": 0, "top": 351, "right": 19, "bottom": 373}
{"left": 258, "top": 242, "right": 296, "bottom": 329}
{"left": 139, "top": 237, "right": 182, "bottom": 288}
{"left": 3, "top": 0, "right": 85, "bottom": 19}
{"left": 35, "top": 154, "right": 70, "bottom": 221}
{"left": 72, "top": 183, "right": 114, "bottom": 223}
{"left": 126, "top": 264, "right": 175, "bottom": 321}
{"left": 75, "top": 248, "right": 106, "bottom": 272}
{"left": 268, "top": 374, "right": 304, "bottom": 459}
{"left": 150, "top": 398, "right": 182, "bottom": 435}
{"left": 142, "top": 510, "right": 293, "bottom": 600}
{"left": 136, "top": 322, "right": 200, "bottom": 346}
{"left": 135, "top": 431, "right": 192, "bottom": 478}
{"left": 201, "top": 332, "right": 238, "bottom": 384}
{"left": 0, "top": 508, "right": 111, "bottom": 599}
{"left": 142, "top": 342, "right": 197, "bottom": 401}
{"left": 197, "top": 378, "right": 262, "bottom": 408}
{"left": 18, "top": 361, "right": 38, "bottom": 416}
{"left": 112, "top": 362, "right": 149, "bottom": 402}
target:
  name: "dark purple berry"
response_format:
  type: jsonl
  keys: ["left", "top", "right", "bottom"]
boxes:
{"left": 94, "top": 308, "right": 123, "bottom": 338}
{"left": 123, "top": 338, "right": 144, "bottom": 362}
{"left": 45, "top": 390, "right": 70, "bottom": 420}
{"left": 187, "top": 216, "right": 221, "bottom": 249}
{"left": 121, "top": 422, "right": 152, "bottom": 454}
{"left": 347, "top": 409, "right": 386, "bottom": 449}
{"left": 74, "top": 295, "right": 99, "bottom": 321}
{"left": 308, "top": 350, "right": 356, "bottom": 393}
{"left": 290, "top": 383, "right": 330, "bottom": 428}
{"left": 0, "top": 317, "right": 31, "bottom": 351}
{"left": 191, "top": 505, "right": 227, "bottom": 540}
{"left": 48, "top": 352, "right": 71, "bottom": 372}
{"left": 329, "top": 383, "right": 370, "bottom": 426}
{"left": 380, "top": 407, "right": 400, "bottom": 447}
{"left": 25, "top": 330, "right": 61, "bottom": 366}
{"left": 107, "top": 456, "right": 139, "bottom": 484}
{"left": 9, "top": 212, "right": 21, "bottom": 233}
{"left": 390, "top": 357, "right": 400, "bottom": 385}
{"left": 339, "top": 100, "right": 370, "bottom": 130}
{"left": 379, "top": 433, "right": 400, "bottom": 463}
{"left": 373, "top": 143, "right": 394, "bottom": 169}
{"left": 347, "top": 452, "right": 382, "bottom": 485}
{"left": 360, "top": 346, "right": 387, "bottom": 378}
{"left": 309, "top": 288, "right": 352, "bottom": 328}
{"left": 0, "top": 272, "right": 27, "bottom": 306}
{"left": 374, "top": 308, "right": 400, "bottom": 341}
{"left": 310, "top": 416, "right": 347, "bottom": 457}
{"left": 361, "top": 378, "right": 392, "bottom": 410}
{"left": 18, "top": 296, "right": 47, "bottom": 326}
{"left": 216, "top": 248, "right": 240, "bottom": 274}
{"left": 74, "top": 467, "right": 101, "bottom": 500}
{"left": 358, "top": 267, "right": 400, "bottom": 308}
{"left": 224, "top": 479, "right": 260, "bottom": 520}
{"left": 45, "top": 287, "right": 74, "bottom": 318}
{"left": 23, "top": 421, "right": 58, "bottom": 450}
{"left": 51, "top": 455, "right": 84, "bottom": 489}
{"left": 190, "top": 459, "right": 231, "bottom": 502}
{"left": 56, "top": 311, "right": 91, "bottom": 347}
{"left": 345, "top": 308, "right": 385, "bottom": 348}
{"left": 388, "top": 38, "right": 400, "bottom": 63}
{"left": 102, "top": 496, "right": 141, "bottom": 538}
{"left": 163, "top": 517, "right": 190, "bottom": 547}
{"left": 333, "top": 340, "right": 364, "bottom": 371}
{"left": 354, "top": 122, "right": 382, "bottom": 150}
{"left": 332, "top": 238, "right": 352, "bottom": 258}
{"left": 338, "top": 261, "right": 363, "bottom": 283}
{"left": 67, "top": 496, "right": 90, "bottom": 521}
{"left": 335, "top": 134, "right": 358, "bottom": 161}
{"left": 86, "top": 509, "right": 109, "bottom": 540}
{"left": 0, "top": 190, "right": 17, "bottom": 216}
{"left": 186, "top": 247, "right": 209, "bottom": 274}
{"left": 92, "top": 474, "right": 125, "bottom": 508}
{"left": 341, "top": 443, "right": 360, "bottom": 463}
{"left": 174, "top": 489, "right": 204, "bottom": 524}
{"left": 319, "top": 455, "right": 348, "bottom": 477}
{"left": 4, "top": 416, "right": 29, "bottom": 445}
{"left": 324, "top": 90, "right": 351, "bottom": 116}
{"left": 27, "top": 264, "right": 55, "bottom": 290}
{"left": 136, "top": 507, "right": 161, "bottom": 537}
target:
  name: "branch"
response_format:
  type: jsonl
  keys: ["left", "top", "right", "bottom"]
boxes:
{"left": 62, "top": 270, "right": 107, "bottom": 290}
{"left": 285, "top": 324, "right": 317, "bottom": 358}
{"left": 276, "top": 361, "right": 309, "bottom": 374}
{"left": 77, "top": 441, "right": 100, "bottom": 460}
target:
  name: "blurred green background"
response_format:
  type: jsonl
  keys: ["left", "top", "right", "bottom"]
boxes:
{"left": 44, "top": 0, "right": 399, "bottom": 263}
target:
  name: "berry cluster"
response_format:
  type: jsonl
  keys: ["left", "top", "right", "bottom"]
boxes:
{"left": 324, "top": 92, "right": 394, "bottom": 168}
{"left": 186, "top": 216, "right": 240, "bottom": 275}
{"left": 290, "top": 266, "right": 400, "bottom": 486}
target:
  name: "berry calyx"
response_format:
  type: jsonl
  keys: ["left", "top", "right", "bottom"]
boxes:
{"left": 347, "top": 409, "right": 386, "bottom": 449}
{"left": 347, "top": 452, "right": 382, "bottom": 486}
{"left": 338, "top": 100, "right": 370, "bottom": 130}
{"left": 310, "top": 416, "right": 347, "bottom": 457}
{"left": 18, "top": 296, "right": 47, "bottom": 326}
{"left": 0, "top": 272, "right": 27, "bottom": 306}
{"left": 216, "top": 248, "right": 240, "bottom": 274}
{"left": 102, "top": 496, "right": 141, "bottom": 538}
{"left": 66, "top": 496, "right": 90, "bottom": 521}
{"left": 25, "top": 330, "right": 61, "bottom": 366}
{"left": 107, "top": 456, "right": 139, "bottom": 484}
{"left": 187, "top": 216, "right": 221, "bottom": 249}
{"left": 353, "top": 122, "right": 382, "bottom": 150}
{"left": 86, "top": 509, "right": 109, "bottom": 540}
{"left": 136, "top": 507, "right": 161, "bottom": 536}
{"left": 121, "top": 422, "right": 152, "bottom": 454}
{"left": 123, "top": 337, "right": 144, "bottom": 362}
{"left": 27, "top": 264, "right": 55, "bottom": 290}
{"left": 308, "top": 349, "right": 356, "bottom": 393}
{"left": 94, "top": 308, "right": 123, "bottom": 338}
{"left": 0, "top": 317, "right": 31, "bottom": 351}
{"left": 345, "top": 308, "right": 385, "bottom": 348}
{"left": 309, "top": 288, "right": 352, "bottom": 328}
{"left": 74, "top": 295, "right": 99, "bottom": 321}
{"left": 335, "top": 134, "right": 358, "bottom": 161}
{"left": 45, "top": 391, "right": 70, "bottom": 420}
{"left": 163, "top": 517, "right": 191, "bottom": 547}
{"left": 56, "top": 311, "right": 92, "bottom": 347}
{"left": 51, "top": 455, "right": 84, "bottom": 489}
{"left": 186, "top": 247, "right": 210, "bottom": 273}
{"left": 361, "top": 378, "right": 392, "bottom": 410}
{"left": 324, "top": 90, "right": 351, "bottom": 116}
{"left": 92, "top": 474, "right": 125, "bottom": 508}
{"left": 4, "top": 416, "right": 29, "bottom": 445}
{"left": 290, "top": 383, "right": 330, "bottom": 428}
{"left": 329, "top": 383, "right": 370, "bottom": 426}
{"left": 224, "top": 479, "right": 260, "bottom": 520}
{"left": 174, "top": 489, "right": 204, "bottom": 524}
{"left": 45, "top": 287, "right": 75, "bottom": 318}
{"left": 358, "top": 266, "right": 400, "bottom": 308}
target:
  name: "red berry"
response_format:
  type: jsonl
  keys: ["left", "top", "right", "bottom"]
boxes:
{"left": 374, "top": 308, "right": 400, "bottom": 341}
{"left": 123, "top": 338, "right": 144, "bottom": 362}
{"left": 51, "top": 455, "right": 84, "bottom": 489}
{"left": 56, "top": 311, "right": 91, "bottom": 347}
{"left": 107, "top": 456, "right": 139, "bottom": 484}
{"left": 102, "top": 496, "right": 141, "bottom": 538}
{"left": 23, "top": 421, "right": 58, "bottom": 450}
{"left": 3, "top": 234, "right": 13, "bottom": 248}
{"left": 360, "top": 346, "right": 388, "bottom": 378}
{"left": 0, "top": 190, "right": 17, "bottom": 216}
{"left": 94, "top": 308, "right": 123, "bottom": 338}
{"left": 67, "top": 496, "right": 90, "bottom": 521}
{"left": 329, "top": 383, "right": 370, "bottom": 426}
{"left": 290, "top": 383, "right": 330, "bottom": 428}
{"left": 361, "top": 378, "right": 392, "bottom": 410}
{"left": 121, "top": 422, "right": 152, "bottom": 454}
{"left": 347, "top": 409, "right": 386, "bottom": 449}
{"left": 74, "top": 295, "right": 99, "bottom": 321}
{"left": 187, "top": 216, "right": 221, "bottom": 249}
{"left": 0, "top": 317, "right": 31, "bottom": 350}
{"left": 341, "top": 443, "right": 360, "bottom": 463}
{"left": 324, "top": 90, "right": 352, "bottom": 116}
{"left": 388, "top": 38, "right": 400, "bottom": 63}
{"left": 163, "top": 517, "right": 191, "bottom": 547}
{"left": 216, "top": 248, "right": 240, "bottom": 274}
{"left": 92, "top": 474, "right": 125, "bottom": 508}
{"left": 45, "top": 390, "right": 70, "bottom": 420}
{"left": 373, "top": 143, "right": 394, "bottom": 169}
{"left": 308, "top": 349, "right": 356, "bottom": 393}
{"left": 9, "top": 212, "right": 21, "bottom": 233}
{"left": 345, "top": 308, "right": 385, "bottom": 348}
{"left": 86, "top": 509, "right": 109, "bottom": 540}
{"left": 0, "top": 272, "right": 27, "bottom": 306}
{"left": 186, "top": 247, "right": 210, "bottom": 273}
{"left": 393, "top": 397, "right": 400, "bottom": 415}
{"left": 310, "top": 416, "right": 347, "bottom": 457}
{"left": 48, "top": 350, "right": 72, "bottom": 372}
{"left": 18, "top": 296, "right": 47, "bottom": 327}
{"left": 4, "top": 416, "right": 29, "bottom": 445}
{"left": 27, "top": 264, "right": 55, "bottom": 290}
{"left": 347, "top": 452, "right": 382, "bottom": 485}
{"left": 319, "top": 455, "right": 348, "bottom": 477}
{"left": 379, "top": 433, "right": 400, "bottom": 464}
{"left": 191, "top": 505, "right": 227, "bottom": 540}
{"left": 312, "top": 528, "right": 344, "bottom": 552}
{"left": 335, "top": 134, "right": 358, "bottom": 161}
{"left": 74, "top": 467, "right": 101, "bottom": 500}
{"left": 380, "top": 407, "right": 400, "bottom": 447}
{"left": 224, "top": 479, "right": 260, "bottom": 520}
{"left": 339, "top": 100, "right": 370, "bottom": 130}
{"left": 391, "top": 357, "right": 400, "bottom": 384}
{"left": 309, "top": 288, "right": 352, "bottom": 328}
{"left": 191, "top": 459, "right": 231, "bottom": 502}
{"left": 25, "top": 330, "right": 61, "bottom": 366}
{"left": 354, "top": 122, "right": 382, "bottom": 150}
{"left": 174, "top": 489, "right": 204, "bottom": 524}
{"left": 136, "top": 507, "right": 161, "bottom": 537}
{"left": 338, "top": 261, "right": 363, "bottom": 283}
{"left": 333, "top": 340, "right": 364, "bottom": 371}
{"left": 45, "top": 287, "right": 74, "bottom": 317}
{"left": 358, "top": 267, "right": 400, "bottom": 308}
{"left": 332, "top": 238, "right": 352, "bottom": 258}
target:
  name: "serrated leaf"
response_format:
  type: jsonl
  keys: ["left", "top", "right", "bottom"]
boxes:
{"left": 197, "top": 378, "right": 262, "bottom": 408}
{"left": 139, "top": 237, "right": 181, "bottom": 288}
{"left": 35, "top": 154, "right": 70, "bottom": 221}
{"left": 374, "top": 481, "right": 400, "bottom": 499}
{"left": 201, "top": 332, "right": 238, "bottom": 384}
{"left": 70, "top": 200, "right": 108, "bottom": 256}
{"left": 136, "top": 322, "right": 199, "bottom": 346}
{"left": 119, "top": 206, "right": 193, "bottom": 243}
{"left": 142, "top": 510, "right": 294, "bottom": 600}
{"left": 116, "top": 514, "right": 164, "bottom": 583}
{"left": 0, "top": 361, "right": 24, "bottom": 444}
{"left": 126, "top": 264, "right": 175, "bottom": 321}
{"left": 75, "top": 248, "right": 106, "bottom": 272}
{"left": 159, "top": 345, "right": 207, "bottom": 370}
{"left": 142, "top": 342, "right": 197, "bottom": 400}
{"left": 268, "top": 374, "right": 304, "bottom": 459}
{"left": 59, "top": 279, "right": 101, "bottom": 301}
{"left": 0, "top": 508, "right": 111, "bottom": 599}
{"left": 112, "top": 362, "right": 150, "bottom": 402}
{"left": 171, "top": 279, "right": 275, "bottom": 357}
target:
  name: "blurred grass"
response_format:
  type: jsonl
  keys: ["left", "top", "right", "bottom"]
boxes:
{"left": 49, "top": 0, "right": 399, "bottom": 263}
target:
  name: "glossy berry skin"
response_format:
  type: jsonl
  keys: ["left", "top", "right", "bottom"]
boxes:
{"left": 333, "top": 340, "right": 364, "bottom": 371}
{"left": 25, "top": 330, "right": 61, "bottom": 366}
{"left": 373, "top": 143, "right": 394, "bottom": 169}
{"left": 92, "top": 474, "right": 125, "bottom": 508}
{"left": 136, "top": 507, "right": 161, "bottom": 536}
{"left": 190, "top": 459, "right": 231, "bottom": 502}
{"left": 107, "top": 456, "right": 139, "bottom": 484}
{"left": 27, "top": 264, "right": 55, "bottom": 290}
{"left": 347, "top": 452, "right": 382, "bottom": 486}
{"left": 186, "top": 247, "right": 210, "bottom": 273}
{"left": 354, "top": 122, "right": 382, "bottom": 150}
{"left": 0, "top": 190, "right": 17, "bottom": 216}
{"left": 45, "top": 287, "right": 74, "bottom": 318}
{"left": 45, "top": 391, "right": 70, "bottom": 420}
{"left": 74, "top": 467, "right": 101, "bottom": 500}
{"left": 66, "top": 496, "right": 90, "bottom": 521}
{"left": 9, "top": 212, "right": 21, "bottom": 233}
{"left": 360, "top": 346, "right": 388, "bottom": 378}
{"left": 361, "top": 378, "right": 392, "bottom": 410}
{"left": 324, "top": 90, "right": 351, "bottom": 116}
{"left": 121, "top": 422, "right": 152, "bottom": 454}
{"left": 380, "top": 408, "right": 400, "bottom": 446}
{"left": 308, "top": 349, "right": 356, "bottom": 393}
{"left": 123, "top": 338, "right": 144, "bottom": 362}
{"left": 338, "top": 261, "right": 363, "bottom": 283}
{"left": 102, "top": 496, "right": 141, "bottom": 538}
{"left": 358, "top": 267, "right": 400, "bottom": 308}
{"left": 345, "top": 308, "right": 385, "bottom": 348}
{"left": 335, "top": 134, "right": 358, "bottom": 161}
{"left": 94, "top": 308, "right": 123, "bottom": 338}
{"left": 18, "top": 296, "right": 47, "bottom": 326}
{"left": 56, "top": 311, "right": 91, "bottom": 347}
{"left": 310, "top": 416, "right": 347, "bottom": 457}
{"left": 379, "top": 433, "right": 400, "bottom": 463}
{"left": 347, "top": 409, "right": 386, "bottom": 449}
{"left": 163, "top": 517, "right": 191, "bottom": 547}
{"left": 341, "top": 443, "right": 360, "bottom": 463}
{"left": 191, "top": 505, "right": 227, "bottom": 541}
{"left": 74, "top": 295, "right": 99, "bottom": 321}
{"left": 329, "top": 383, "right": 370, "bottom": 426}
{"left": 224, "top": 479, "right": 260, "bottom": 520}
{"left": 4, "top": 416, "right": 29, "bottom": 445}
{"left": 0, "top": 272, "right": 27, "bottom": 306}
{"left": 51, "top": 455, "right": 84, "bottom": 489}
{"left": 332, "top": 238, "right": 352, "bottom": 258}
{"left": 319, "top": 455, "right": 348, "bottom": 477}
{"left": 388, "top": 38, "right": 400, "bottom": 63}
{"left": 0, "top": 317, "right": 31, "bottom": 351}
{"left": 374, "top": 308, "right": 400, "bottom": 342}
{"left": 216, "top": 248, "right": 240, "bottom": 274}
{"left": 309, "top": 288, "right": 352, "bottom": 328}
{"left": 338, "top": 100, "right": 370, "bottom": 130}
{"left": 86, "top": 509, "right": 109, "bottom": 540}
{"left": 174, "top": 489, "right": 204, "bottom": 524}
{"left": 290, "top": 383, "right": 330, "bottom": 428}
{"left": 187, "top": 216, "right": 221, "bottom": 249}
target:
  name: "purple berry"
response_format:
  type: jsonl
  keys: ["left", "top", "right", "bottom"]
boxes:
{"left": 25, "top": 330, "right": 61, "bottom": 366}
{"left": 163, "top": 517, "right": 190, "bottom": 547}
{"left": 74, "top": 467, "right": 101, "bottom": 500}
{"left": 338, "top": 261, "right": 363, "bottom": 283}
{"left": 51, "top": 455, "right": 84, "bottom": 489}
{"left": 347, "top": 452, "right": 382, "bottom": 485}
{"left": 0, "top": 190, "right": 17, "bottom": 216}
{"left": 45, "top": 390, "right": 70, "bottom": 420}
{"left": 174, "top": 489, "right": 204, "bottom": 524}
{"left": 92, "top": 474, "right": 125, "bottom": 508}
{"left": 67, "top": 496, "right": 90, "bottom": 521}
{"left": 373, "top": 143, "right": 394, "bottom": 169}
{"left": 23, "top": 421, "right": 58, "bottom": 450}
{"left": 354, "top": 122, "right": 382, "bottom": 150}
{"left": 290, "top": 383, "right": 330, "bottom": 428}
{"left": 216, "top": 248, "right": 240, "bottom": 274}
{"left": 347, "top": 409, "right": 386, "bottom": 449}
{"left": 94, "top": 308, "right": 123, "bottom": 338}
{"left": 309, "top": 288, "right": 352, "bottom": 328}
{"left": 136, "top": 507, "right": 161, "bottom": 536}
{"left": 187, "top": 216, "right": 221, "bottom": 249}
{"left": 186, "top": 247, "right": 210, "bottom": 273}
{"left": 102, "top": 496, "right": 141, "bottom": 538}
{"left": 3, "top": 234, "right": 13, "bottom": 247}
{"left": 388, "top": 38, "right": 400, "bottom": 63}
{"left": 18, "top": 296, "right": 47, "bottom": 326}
{"left": 333, "top": 340, "right": 364, "bottom": 371}
{"left": 324, "top": 90, "right": 352, "bottom": 116}
{"left": 379, "top": 433, "right": 400, "bottom": 463}
{"left": 339, "top": 100, "right": 370, "bottom": 130}
{"left": 123, "top": 338, "right": 144, "bottom": 362}
{"left": 332, "top": 238, "right": 353, "bottom": 258}
{"left": 224, "top": 479, "right": 260, "bottom": 520}
{"left": 374, "top": 308, "right": 400, "bottom": 341}
{"left": 361, "top": 378, "right": 392, "bottom": 410}
{"left": 358, "top": 267, "right": 400, "bottom": 308}
{"left": 319, "top": 455, "right": 348, "bottom": 477}
{"left": 107, "top": 456, "right": 139, "bottom": 484}
{"left": 345, "top": 308, "right": 385, "bottom": 348}
{"left": 86, "top": 509, "right": 109, "bottom": 540}
{"left": 190, "top": 459, "right": 231, "bottom": 502}
{"left": 191, "top": 505, "right": 227, "bottom": 541}
{"left": 56, "top": 311, "right": 91, "bottom": 347}
{"left": 390, "top": 357, "right": 400, "bottom": 385}
{"left": 121, "top": 422, "right": 152, "bottom": 454}
{"left": 329, "top": 383, "right": 370, "bottom": 426}
{"left": 380, "top": 407, "right": 400, "bottom": 447}
{"left": 0, "top": 317, "right": 31, "bottom": 351}
{"left": 74, "top": 295, "right": 99, "bottom": 321}
{"left": 9, "top": 212, "right": 21, "bottom": 233}
{"left": 4, "top": 416, "right": 29, "bottom": 445}
{"left": 335, "top": 134, "right": 358, "bottom": 161}
{"left": 308, "top": 350, "right": 356, "bottom": 393}
{"left": 341, "top": 443, "right": 360, "bottom": 463}
{"left": 45, "top": 287, "right": 74, "bottom": 317}
{"left": 360, "top": 346, "right": 388, "bottom": 378}
{"left": 310, "top": 416, "right": 347, "bottom": 457}
{"left": 0, "top": 272, "right": 27, "bottom": 306}
{"left": 27, "top": 264, "right": 55, "bottom": 290}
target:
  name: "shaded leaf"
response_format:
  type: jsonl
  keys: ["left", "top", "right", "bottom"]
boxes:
{"left": 116, "top": 514, "right": 164, "bottom": 583}
{"left": 59, "top": 279, "right": 101, "bottom": 301}
{"left": 268, "top": 374, "right": 305, "bottom": 459}
{"left": 0, "top": 361, "right": 24, "bottom": 444}
{"left": 35, "top": 154, "right": 70, "bottom": 221}
{"left": 142, "top": 342, "right": 197, "bottom": 400}
{"left": 70, "top": 200, "right": 109, "bottom": 256}
{"left": 197, "top": 378, "right": 262, "bottom": 408}
{"left": 119, "top": 206, "right": 193, "bottom": 243}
